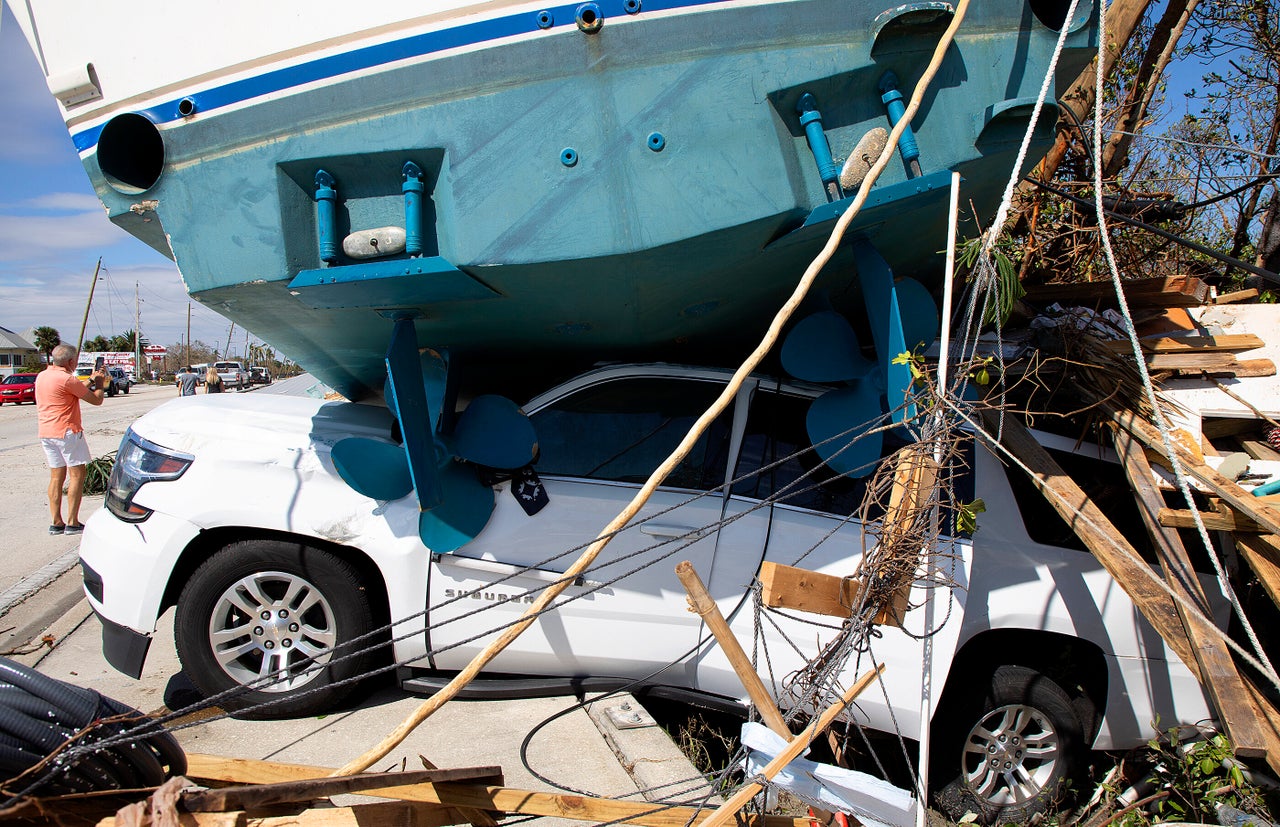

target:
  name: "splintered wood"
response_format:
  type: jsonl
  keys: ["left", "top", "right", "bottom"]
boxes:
{"left": 758, "top": 445, "right": 937, "bottom": 626}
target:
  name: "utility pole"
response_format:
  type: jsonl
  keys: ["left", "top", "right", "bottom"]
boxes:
{"left": 223, "top": 323, "right": 235, "bottom": 361}
{"left": 134, "top": 281, "right": 141, "bottom": 379}
{"left": 76, "top": 257, "right": 103, "bottom": 351}
{"left": 186, "top": 302, "right": 191, "bottom": 368}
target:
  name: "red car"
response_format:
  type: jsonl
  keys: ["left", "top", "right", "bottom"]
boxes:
{"left": 0, "top": 373, "right": 38, "bottom": 405}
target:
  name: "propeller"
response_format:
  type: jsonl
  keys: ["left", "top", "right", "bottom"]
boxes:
{"left": 330, "top": 318, "right": 538, "bottom": 553}
{"left": 780, "top": 239, "right": 938, "bottom": 478}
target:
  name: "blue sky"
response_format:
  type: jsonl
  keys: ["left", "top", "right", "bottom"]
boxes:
{"left": 0, "top": 4, "right": 235, "bottom": 353}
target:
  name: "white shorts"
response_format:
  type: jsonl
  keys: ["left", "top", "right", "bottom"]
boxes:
{"left": 42, "top": 430, "right": 92, "bottom": 468}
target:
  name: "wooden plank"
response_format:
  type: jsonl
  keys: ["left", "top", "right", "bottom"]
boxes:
{"left": 1201, "top": 418, "right": 1263, "bottom": 440}
{"left": 110, "top": 800, "right": 465, "bottom": 827}
{"left": 758, "top": 561, "right": 861, "bottom": 618}
{"left": 1236, "top": 534, "right": 1280, "bottom": 610}
{"left": 1025, "top": 276, "right": 1210, "bottom": 307}
{"left": 183, "top": 767, "right": 503, "bottom": 813}
{"left": 1241, "top": 440, "right": 1280, "bottom": 462}
{"left": 1146, "top": 353, "right": 1241, "bottom": 372}
{"left": 1228, "top": 359, "right": 1278, "bottom": 378}
{"left": 183, "top": 755, "right": 812, "bottom": 827}
{"left": 1241, "top": 674, "right": 1280, "bottom": 777}
{"left": 1158, "top": 507, "right": 1263, "bottom": 532}
{"left": 1115, "top": 431, "right": 1268, "bottom": 758}
{"left": 1109, "top": 406, "right": 1280, "bottom": 536}
{"left": 876, "top": 445, "right": 938, "bottom": 624}
{"left": 979, "top": 410, "right": 1198, "bottom": 670}
{"left": 1215, "top": 288, "right": 1260, "bottom": 304}
{"left": 1102, "top": 334, "right": 1265, "bottom": 354}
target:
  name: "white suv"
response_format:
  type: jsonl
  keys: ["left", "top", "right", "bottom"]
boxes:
{"left": 80, "top": 363, "right": 1218, "bottom": 824}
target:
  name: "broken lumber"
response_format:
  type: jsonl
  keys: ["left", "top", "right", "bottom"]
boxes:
{"left": 1236, "top": 534, "right": 1280, "bottom": 610}
{"left": 676, "top": 560, "right": 791, "bottom": 736}
{"left": 182, "top": 766, "right": 503, "bottom": 812}
{"left": 1107, "top": 406, "right": 1280, "bottom": 536}
{"left": 1115, "top": 431, "right": 1268, "bottom": 758}
{"left": 1157, "top": 507, "right": 1263, "bottom": 532}
{"left": 1102, "top": 334, "right": 1265, "bottom": 354}
{"left": 758, "top": 561, "right": 861, "bottom": 618}
{"left": 1024, "top": 275, "right": 1209, "bottom": 307}
{"left": 184, "top": 754, "right": 813, "bottom": 827}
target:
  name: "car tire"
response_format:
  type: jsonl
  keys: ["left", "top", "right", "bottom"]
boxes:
{"left": 123, "top": 384, "right": 130, "bottom": 395}
{"left": 106, "top": 383, "right": 117, "bottom": 398}
{"left": 174, "top": 540, "right": 377, "bottom": 719}
{"left": 931, "top": 665, "right": 1088, "bottom": 825}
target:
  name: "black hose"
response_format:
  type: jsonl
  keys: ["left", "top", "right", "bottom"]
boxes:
{"left": 0, "top": 657, "right": 186, "bottom": 801}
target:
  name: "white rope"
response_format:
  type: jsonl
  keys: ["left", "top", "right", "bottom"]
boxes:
{"left": 1089, "top": 0, "right": 1279, "bottom": 688}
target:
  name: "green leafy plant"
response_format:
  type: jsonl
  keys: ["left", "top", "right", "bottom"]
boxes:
{"left": 957, "top": 236, "right": 1024, "bottom": 328}
{"left": 83, "top": 451, "right": 116, "bottom": 496}
{"left": 957, "top": 498, "right": 986, "bottom": 534}
{"left": 1113, "top": 728, "right": 1272, "bottom": 826}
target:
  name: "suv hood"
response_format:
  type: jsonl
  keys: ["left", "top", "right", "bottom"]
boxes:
{"left": 132, "top": 394, "right": 397, "bottom": 462}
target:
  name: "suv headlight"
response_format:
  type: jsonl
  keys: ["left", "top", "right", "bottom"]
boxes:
{"left": 106, "top": 429, "right": 194, "bottom": 522}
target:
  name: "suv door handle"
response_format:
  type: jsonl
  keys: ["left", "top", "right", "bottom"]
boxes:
{"left": 640, "top": 523, "right": 709, "bottom": 539}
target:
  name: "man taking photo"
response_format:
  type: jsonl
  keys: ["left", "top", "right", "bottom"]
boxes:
{"left": 35, "top": 344, "right": 107, "bottom": 535}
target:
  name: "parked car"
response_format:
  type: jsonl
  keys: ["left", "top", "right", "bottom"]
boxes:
{"left": 249, "top": 366, "right": 272, "bottom": 385}
{"left": 78, "top": 363, "right": 1220, "bottom": 824}
{"left": 0, "top": 372, "right": 38, "bottom": 405}
{"left": 106, "top": 366, "right": 131, "bottom": 396}
{"left": 214, "top": 361, "right": 250, "bottom": 391}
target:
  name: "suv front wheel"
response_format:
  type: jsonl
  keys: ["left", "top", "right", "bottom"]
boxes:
{"left": 931, "top": 665, "right": 1090, "bottom": 825}
{"left": 174, "top": 540, "right": 377, "bottom": 719}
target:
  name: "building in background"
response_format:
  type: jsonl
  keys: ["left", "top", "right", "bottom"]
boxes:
{"left": 0, "top": 327, "right": 37, "bottom": 378}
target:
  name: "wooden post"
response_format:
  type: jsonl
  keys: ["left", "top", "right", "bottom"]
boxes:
{"left": 1114, "top": 429, "right": 1268, "bottom": 758}
{"left": 676, "top": 561, "right": 790, "bottom": 738}
{"left": 694, "top": 666, "right": 885, "bottom": 827}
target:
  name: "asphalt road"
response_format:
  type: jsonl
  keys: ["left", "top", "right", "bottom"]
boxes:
{"left": 0, "top": 380, "right": 181, "bottom": 596}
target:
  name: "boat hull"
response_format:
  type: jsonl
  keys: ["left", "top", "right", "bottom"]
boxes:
{"left": 18, "top": 0, "right": 1096, "bottom": 398}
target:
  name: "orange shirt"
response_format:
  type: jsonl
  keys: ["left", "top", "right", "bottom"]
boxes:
{"left": 35, "top": 365, "right": 95, "bottom": 438}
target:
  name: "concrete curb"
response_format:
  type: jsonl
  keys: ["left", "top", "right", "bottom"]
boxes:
{"left": 586, "top": 692, "right": 720, "bottom": 805}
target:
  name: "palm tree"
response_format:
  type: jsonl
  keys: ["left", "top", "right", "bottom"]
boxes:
{"left": 32, "top": 326, "right": 60, "bottom": 363}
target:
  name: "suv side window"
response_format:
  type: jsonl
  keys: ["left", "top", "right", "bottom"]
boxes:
{"left": 1002, "top": 447, "right": 1156, "bottom": 561}
{"left": 530, "top": 377, "right": 733, "bottom": 491}
{"left": 733, "top": 388, "right": 882, "bottom": 516}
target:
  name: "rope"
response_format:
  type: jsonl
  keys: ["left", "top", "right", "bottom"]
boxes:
{"left": 1088, "top": 0, "right": 1279, "bottom": 689}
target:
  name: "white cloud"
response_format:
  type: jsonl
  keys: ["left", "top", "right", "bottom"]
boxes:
{"left": 20, "top": 193, "right": 105, "bottom": 212}
{"left": 0, "top": 211, "right": 128, "bottom": 262}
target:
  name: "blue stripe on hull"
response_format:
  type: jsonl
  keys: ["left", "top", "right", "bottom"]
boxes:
{"left": 72, "top": 0, "right": 735, "bottom": 151}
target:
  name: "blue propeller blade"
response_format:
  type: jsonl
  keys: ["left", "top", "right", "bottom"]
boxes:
{"left": 419, "top": 459, "right": 497, "bottom": 553}
{"left": 454, "top": 395, "right": 538, "bottom": 470}
{"left": 896, "top": 277, "right": 939, "bottom": 354}
{"left": 385, "top": 318, "right": 443, "bottom": 509}
{"left": 780, "top": 311, "right": 875, "bottom": 383}
{"left": 853, "top": 240, "right": 916, "bottom": 425}
{"left": 330, "top": 437, "right": 414, "bottom": 502}
{"left": 806, "top": 383, "right": 884, "bottom": 478}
